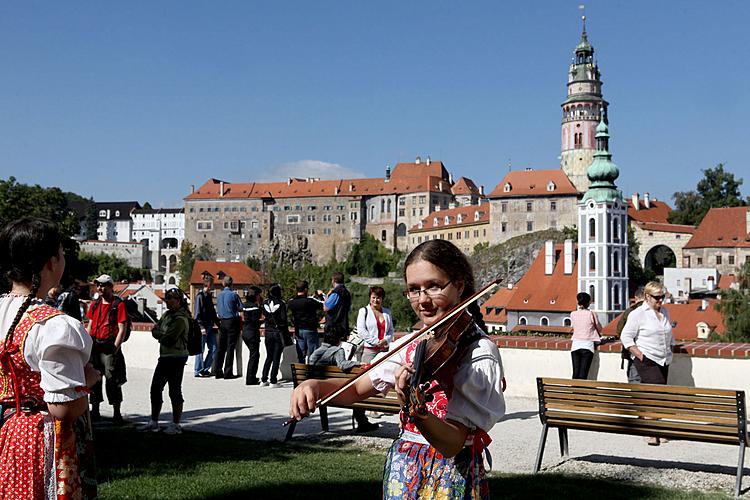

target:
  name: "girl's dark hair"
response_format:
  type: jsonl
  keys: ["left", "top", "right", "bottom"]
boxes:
{"left": 403, "top": 239, "right": 486, "bottom": 332}
{"left": 576, "top": 292, "right": 591, "bottom": 308}
{"left": 268, "top": 284, "right": 282, "bottom": 300}
{"left": 369, "top": 286, "right": 385, "bottom": 299}
{"left": 246, "top": 286, "right": 262, "bottom": 303}
{"left": 0, "top": 218, "right": 63, "bottom": 345}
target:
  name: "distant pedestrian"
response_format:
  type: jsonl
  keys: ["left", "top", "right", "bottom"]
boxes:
{"left": 193, "top": 275, "right": 219, "bottom": 378}
{"left": 322, "top": 271, "right": 351, "bottom": 341}
{"left": 261, "top": 284, "right": 288, "bottom": 387}
{"left": 57, "top": 278, "right": 83, "bottom": 321}
{"left": 287, "top": 280, "right": 323, "bottom": 363}
{"left": 215, "top": 275, "right": 243, "bottom": 379}
{"left": 242, "top": 286, "right": 263, "bottom": 385}
{"left": 139, "top": 288, "right": 190, "bottom": 435}
{"left": 616, "top": 286, "right": 645, "bottom": 384}
{"left": 356, "top": 286, "right": 394, "bottom": 364}
{"left": 570, "top": 292, "right": 602, "bottom": 380}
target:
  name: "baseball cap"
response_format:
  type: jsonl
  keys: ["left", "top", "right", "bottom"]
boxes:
{"left": 94, "top": 274, "right": 114, "bottom": 285}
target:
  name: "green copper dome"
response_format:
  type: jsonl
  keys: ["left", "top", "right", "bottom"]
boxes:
{"left": 582, "top": 113, "right": 622, "bottom": 204}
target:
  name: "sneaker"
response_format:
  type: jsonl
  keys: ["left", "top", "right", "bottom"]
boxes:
{"left": 138, "top": 421, "right": 160, "bottom": 433}
{"left": 270, "top": 382, "right": 283, "bottom": 388}
{"left": 261, "top": 381, "right": 270, "bottom": 387}
{"left": 356, "top": 421, "right": 380, "bottom": 433}
{"left": 367, "top": 411, "right": 383, "bottom": 419}
{"left": 164, "top": 423, "right": 182, "bottom": 435}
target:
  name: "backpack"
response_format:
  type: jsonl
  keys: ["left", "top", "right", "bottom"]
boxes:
{"left": 91, "top": 296, "right": 133, "bottom": 342}
{"left": 186, "top": 316, "right": 203, "bottom": 356}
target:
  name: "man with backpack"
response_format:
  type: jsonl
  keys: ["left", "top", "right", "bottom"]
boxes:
{"left": 86, "top": 274, "right": 129, "bottom": 424}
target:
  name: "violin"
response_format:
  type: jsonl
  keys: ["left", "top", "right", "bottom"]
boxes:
{"left": 284, "top": 278, "right": 501, "bottom": 427}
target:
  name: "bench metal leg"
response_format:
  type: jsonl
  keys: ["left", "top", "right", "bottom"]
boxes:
{"left": 534, "top": 423, "right": 549, "bottom": 473}
{"left": 320, "top": 406, "right": 329, "bottom": 432}
{"left": 558, "top": 428, "right": 569, "bottom": 458}
{"left": 736, "top": 441, "right": 745, "bottom": 497}
{"left": 284, "top": 420, "right": 298, "bottom": 441}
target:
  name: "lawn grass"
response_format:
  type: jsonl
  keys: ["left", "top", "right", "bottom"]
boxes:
{"left": 95, "top": 426, "right": 730, "bottom": 499}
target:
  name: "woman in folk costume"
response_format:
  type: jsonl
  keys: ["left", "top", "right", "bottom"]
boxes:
{"left": 290, "top": 239, "right": 505, "bottom": 499}
{"left": 0, "top": 218, "right": 100, "bottom": 499}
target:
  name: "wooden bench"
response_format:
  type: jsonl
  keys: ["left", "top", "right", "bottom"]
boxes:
{"left": 284, "top": 363, "right": 401, "bottom": 441}
{"left": 535, "top": 377, "right": 750, "bottom": 497}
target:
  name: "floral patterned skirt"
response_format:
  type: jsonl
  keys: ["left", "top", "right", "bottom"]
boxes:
{"left": 382, "top": 438, "right": 489, "bottom": 500}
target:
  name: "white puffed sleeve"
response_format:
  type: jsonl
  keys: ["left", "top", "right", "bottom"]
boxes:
{"left": 24, "top": 315, "right": 93, "bottom": 404}
{"left": 368, "top": 348, "right": 406, "bottom": 393}
{"left": 446, "top": 336, "right": 506, "bottom": 432}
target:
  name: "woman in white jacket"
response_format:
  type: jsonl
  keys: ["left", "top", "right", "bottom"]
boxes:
{"left": 356, "top": 286, "right": 395, "bottom": 364}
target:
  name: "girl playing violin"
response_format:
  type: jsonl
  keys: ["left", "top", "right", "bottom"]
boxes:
{"left": 289, "top": 239, "right": 505, "bottom": 499}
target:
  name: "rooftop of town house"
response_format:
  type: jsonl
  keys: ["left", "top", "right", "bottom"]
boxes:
{"left": 189, "top": 260, "right": 265, "bottom": 286}
{"left": 505, "top": 243, "right": 578, "bottom": 313}
{"left": 482, "top": 285, "right": 516, "bottom": 323}
{"left": 487, "top": 168, "right": 579, "bottom": 199}
{"left": 719, "top": 274, "right": 737, "bottom": 289}
{"left": 632, "top": 221, "right": 696, "bottom": 234}
{"left": 450, "top": 176, "right": 480, "bottom": 195}
{"left": 627, "top": 197, "right": 671, "bottom": 223}
{"left": 131, "top": 207, "right": 184, "bottom": 215}
{"left": 409, "top": 204, "right": 489, "bottom": 233}
{"left": 95, "top": 201, "right": 142, "bottom": 220}
{"left": 185, "top": 160, "right": 454, "bottom": 201}
{"left": 683, "top": 206, "right": 750, "bottom": 249}
{"left": 602, "top": 299, "right": 725, "bottom": 340}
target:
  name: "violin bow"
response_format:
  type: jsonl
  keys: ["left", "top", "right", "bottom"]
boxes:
{"left": 284, "top": 277, "right": 502, "bottom": 426}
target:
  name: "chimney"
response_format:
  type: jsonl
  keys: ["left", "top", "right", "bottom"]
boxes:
{"left": 685, "top": 277, "right": 692, "bottom": 295}
{"left": 564, "top": 239, "right": 574, "bottom": 275}
{"left": 190, "top": 185, "right": 195, "bottom": 194}
{"left": 707, "top": 275, "right": 716, "bottom": 291}
{"left": 644, "top": 192, "right": 651, "bottom": 209}
{"left": 385, "top": 164, "right": 391, "bottom": 182}
{"left": 544, "top": 240, "right": 554, "bottom": 275}
{"left": 349, "top": 182, "right": 354, "bottom": 192}
{"left": 415, "top": 156, "right": 421, "bottom": 164}
{"left": 449, "top": 202, "right": 456, "bottom": 209}
{"left": 219, "top": 181, "right": 225, "bottom": 197}
{"left": 701, "top": 299, "right": 708, "bottom": 311}
{"left": 480, "top": 185, "right": 485, "bottom": 196}
{"left": 632, "top": 193, "right": 639, "bottom": 210}
{"left": 507, "top": 282, "right": 514, "bottom": 290}
{"left": 478, "top": 198, "right": 482, "bottom": 206}
{"left": 439, "top": 181, "right": 444, "bottom": 191}
{"left": 287, "top": 178, "right": 292, "bottom": 185}
{"left": 335, "top": 186, "right": 340, "bottom": 195}
{"left": 435, "top": 205, "right": 441, "bottom": 212}
{"left": 426, "top": 156, "right": 431, "bottom": 165}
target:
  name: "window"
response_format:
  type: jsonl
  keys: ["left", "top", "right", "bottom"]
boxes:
{"left": 386, "top": 200, "right": 391, "bottom": 213}
{"left": 540, "top": 317, "right": 549, "bottom": 326}
{"left": 456, "top": 232, "right": 461, "bottom": 240}
{"left": 419, "top": 196, "right": 426, "bottom": 204}
{"left": 308, "top": 206, "right": 317, "bottom": 211}
{"left": 324, "top": 205, "right": 333, "bottom": 211}
{"left": 501, "top": 222, "right": 507, "bottom": 232}
{"left": 519, "top": 317, "right": 527, "bottom": 326}
{"left": 588, "top": 218, "right": 596, "bottom": 241}
{"left": 550, "top": 201, "right": 557, "bottom": 211}
{"left": 251, "top": 221, "right": 259, "bottom": 229}
{"left": 697, "top": 257, "right": 703, "bottom": 266}
{"left": 526, "top": 221, "right": 533, "bottom": 232}
{"left": 196, "top": 221, "right": 213, "bottom": 231}
{"left": 474, "top": 230, "right": 479, "bottom": 237}
{"left": 503, "top": 183, "right": 511, "bottom": 193}
{"left": 381, "top": 230, "right": 387, "bottom": 242}
{"left": 563, "top": 318, "right": 572, "bottom": 327}
{"left": 716, "top": 255, "right": 722, "bottom": 265}
{"left": 307, "top": 228, "right": 315, "bottom": 235}
{"left": 465, "top": 231, "right": 469, "bottom": 239}
{"left": 589, "top": 285, "right": 595, "bottom": 303}
{"left": 501, "top": 202, "right": 507, "bottom": 213}
{"left": 198, "top": 207, "right": 204, "bottom": 212}
{"left": 526, "top": 202, "right": 533, "bottom": 212}
{"left": 287, "top": 215, "right": 300, "bottom": 224}
{"left": 613, "top": 251, "right": 620, "bottom": 273}
{"left": 613, "top": 218, "right": 620, "bottom": 242}
{"left": 399, "top": 198, "right": 405, "bottom": 206}
{"left": 381, "top": 200, "right": 385, "bottom": 212}
{"left": 323, "top": 228, "right": 332, "bottom": 235}
{"left": 399, "top": 209, "right": 405, "bottom": 217}
{"left": 589, "top": 251, "right": 596, "bottom": 272}
{"left": 729, "top": 255, "right": 735, "bottom": 265}
{"left": 614, "top": 284, "right": 621, "bottom": 309}
{"left": 307, "top": 215, "right": 316, "bottom": 222}
{"left": 231, "top": 207, "right": 238, "bottom": 212}
{"left": 448, "top": 233, "right": 452, "bottom": 240}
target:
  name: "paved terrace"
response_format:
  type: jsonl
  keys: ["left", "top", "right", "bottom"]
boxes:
{"left": 100, "top": 359, "right": 750, "bottom": 497}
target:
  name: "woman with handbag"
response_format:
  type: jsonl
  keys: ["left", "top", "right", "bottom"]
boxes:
{"left": 356, "top": 286, "right": 395, "bottom": 364}
{"left": 570, "top": 292, "right": 602, "bottom": 380}
{"left": 261, "top": 284, "right": 289, "bottom": 388}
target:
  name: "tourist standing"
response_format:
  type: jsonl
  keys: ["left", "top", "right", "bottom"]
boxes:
{"left": 242, "top": 286, "right": 263, "bottom": 385}
{"left": 0, "top": 217, "right": 100, "bottom": 498}
{"left": 261, "top": 284, "right": 288, "bottom": 387}
{"left": 356, "top": 286, "right": 395, "bottom": 364}
{"left": 287, "top": 280, "right": 324, "bottom": 363}
{"left": 214, "top": 275, "right": 243, "bottom": 379}
{"left": 193, "top": 275, "right": 219, "bottom": 378}
{"left": 86, "top": 274, "right": 128, "bottom": 424}
{"left": 322, "top": 271, "right": 352, "bottom": 341}
{"left": 569, "top": 292, "right": 602, "bottom": 380}
{"left": 139, "top": 288, "right": 190, "bottom": 435}
{"left": 291, "top": 240, "right": 505, "bottom": 498}
{"left": 616, "top": 286, "right": 645, "bottom": 384}
{"left": 57, "top": 278, "right": 83, "bottom": 321}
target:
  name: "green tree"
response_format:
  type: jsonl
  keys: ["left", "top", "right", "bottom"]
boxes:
{"left": 628, "top": 225, "right": 655, "bottom": 289}
{"left": 177, "top": 241, "right": 196, "bottom": 291}
{"left": 0, "top": 177, "right": 81, "bottom": 238}
{"left": 77, "top": 252, "right": 146, "bottom": 282}
{"left": 344, "top": 233, "right": 402, "bottom": 278}
{"left": 668, "top": 164, "right": 747, "bottom": 226}
{"left": 716, "top": 262, "right": 750, "bottom": 341}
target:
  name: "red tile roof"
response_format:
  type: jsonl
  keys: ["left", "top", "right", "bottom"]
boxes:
{"left": 186, "top": 162, "right": 453, "bottom": 201}
{"left": 602, "top": 300, "right": 725, "bottom": 340}
{"left": 451, "top": 177, "right": 480, "bottom": 195}
{"left": 633, "top": 221, "right": 695, "bottom": 234}
{"left": 483, "top": 286, "right": 515, "bottom": 324}
{"left": 684, "top": 207, "right": 750, "bottom": 249}
{"left": 511, "top": 324, "right": 574, "bottom": 334}
{"left": 718, "top": 275, "right": 737, "bottom": 289}
{"left": 487, "top": 169, "right": 579, "bottom": 198}
{"left": 190, "top": 261, "right": 265, "bottom": 285}
{"left": 627, "top": 199, "right": 672, "bottom": 223}
{"left": 506, "top": 243, "right": 578, "bottom": 313}
{"left": 410, "top": 204, "right": 489, "bottom": 233}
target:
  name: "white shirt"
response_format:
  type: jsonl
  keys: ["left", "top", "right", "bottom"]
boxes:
{"left": 369, "top": 331, "right": 506, "bottom": 432}
{"left": 356, "top": 305, "right": 394, "bottom": 348}
{"left": 620, "top": 302, "right": 675, "bottom": 366}
{"left": 0, "top": 295, "right": 92, "bottom": 404}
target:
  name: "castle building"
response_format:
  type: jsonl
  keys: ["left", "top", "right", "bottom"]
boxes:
{"left": 577, "top": 114, "right": 628, "bottom": 324}
{"left": 131, "top": 208, "right": 185, "bottom": 285}
{"left": 560, "top": 16, "right": 608, "bottom": 193}
{"left": 408, "top": 202, "right": 490, "bottom": 254}
{"left": 95, "top": 201, "right": 141, "bottom": 242}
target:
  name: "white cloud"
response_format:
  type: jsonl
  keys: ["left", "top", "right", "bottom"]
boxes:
{"left": 254, "top": 160, "right": 366, "bottom": 182}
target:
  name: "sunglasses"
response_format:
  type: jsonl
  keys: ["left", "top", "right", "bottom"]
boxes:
{"left": 649, "top": 294, "right": 665, "bottom": 301}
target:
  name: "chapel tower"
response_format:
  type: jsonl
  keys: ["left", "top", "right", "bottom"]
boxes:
{"left": 561, "top": 15, "right": 608, "bottom": 193}
{"left": 578, "top": 111, "right": 628, "bottom": 325}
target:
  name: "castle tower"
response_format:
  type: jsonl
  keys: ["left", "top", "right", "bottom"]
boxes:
{"left": 561, "top": 15, "right": 608, "bottom": 193}
{"left": 578, "top": 111, "right": 628, "bottom": 325}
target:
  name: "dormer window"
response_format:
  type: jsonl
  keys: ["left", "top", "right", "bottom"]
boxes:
{"left": 418, "top": 221, "right": 423, "bottom": 229}
{"left": 115, "top": 210, "right": 120, "bottom": 217}
{"left": 444, "top": 216, "right": 450, "bottom": 225}
{"left": 433, "top": 217, "right": 439, "bottom": 226}
{"left": 547, "top": 181, "right": 556, "bottom": 191}
{"left": 457, "top": 214, "right": 463, "bottom": 223}
{"left": 474, "top": 211, "right": 480, "bottom": 221}
{"left": 98, "top": 210, "right": 106, "bottom": 217}
{"left": 503, "top": 183, "right": 512, "bottom": 192}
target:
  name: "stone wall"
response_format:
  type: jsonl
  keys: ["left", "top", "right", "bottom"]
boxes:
{"left": 488, "top": 195, "right": 577, "bottom": 245}
{"left": 80, "top": 240, "right": 147, "bottom": 269}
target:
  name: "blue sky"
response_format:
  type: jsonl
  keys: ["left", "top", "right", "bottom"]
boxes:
{"left": 1, "top": 1, "right": 748, "bottom": 208}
